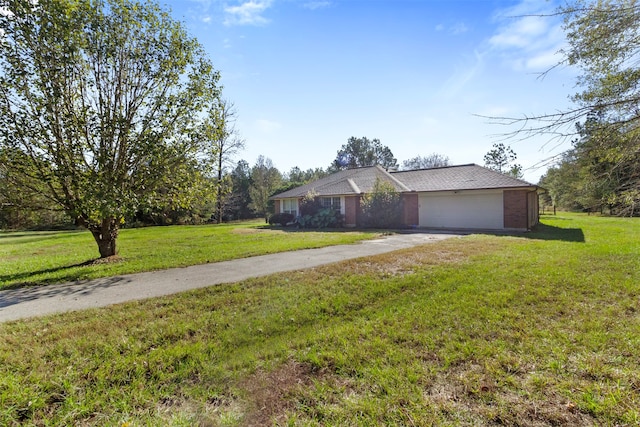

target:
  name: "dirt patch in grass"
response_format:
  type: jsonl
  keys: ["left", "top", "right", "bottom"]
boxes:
{"left": 239, "top": 360, "right": 317, "bottom": 426}
{"left": 83, "top": 255, "right": 125, "bottom": 265}
{"left": 333, "top": 237, "right": 503, "bottom": 279}
{"left": 350, "top": 248, "right": 468, "bottom": 278}
{"left": 425, "top": 362, "right": 597, "bottom": 426}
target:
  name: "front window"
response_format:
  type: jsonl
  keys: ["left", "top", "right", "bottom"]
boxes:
{"left": 282, "top": 198, "right": 298, "bottom": 216}
{"left": 321, "top": 197, "right": 341, "bottom": 212}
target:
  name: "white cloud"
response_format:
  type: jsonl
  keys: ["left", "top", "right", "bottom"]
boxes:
{"left": 303, "top": 1, "right": 331, "bottom": 10}
{"left": 201, "top": 15, "right": 212, "bottom": 23}
{"left": 451, "top": 22, "right": 469, "bottom": 35}
{"left": 224, "top": 0, "right": 272, "bottom": 26}
{"left": 487, "top": 0, "right": 566, "bottom": 71}
{"left": 256, "top": 118, "right": 282, "bottom": 132}
{"left": 434, "top": 22, "right": 469, "bottom": 35}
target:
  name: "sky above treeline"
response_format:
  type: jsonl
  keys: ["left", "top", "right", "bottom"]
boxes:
{"left": 167, "top": 0, "right": 579, "bottom": 183}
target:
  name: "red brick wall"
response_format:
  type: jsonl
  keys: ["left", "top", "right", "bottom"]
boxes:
{"left": 503, "top": 190, "right": 528, "bottom": 229}
{"left": 274, "top": 200, "right": 281, "bottom": 214}
{"left": 527, "top": 191, "right": 539, "bottom": 228}
{"left": 402, "top": 193, "right": 419, "bottom": 227}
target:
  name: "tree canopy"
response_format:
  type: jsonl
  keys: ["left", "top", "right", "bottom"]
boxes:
{"left": 0, "top": 0, "right": 221, "bottom": 256}
{"left": 490, "top": 1, "right": 640, "bottom": 214}
{"left": 401, "top": 153, "right": 450, "bottom": 170}
{"left": 248, "top": 156, "right": 282, "bottom": 219}
{"left": 330, "top": 137, "right": 398, "bottom": 171}
{"left": 483, "top": 143, "right": 523, "bottom": 178}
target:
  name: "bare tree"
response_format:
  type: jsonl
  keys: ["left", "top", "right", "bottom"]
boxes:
{"left": 482, "top": 1, "right": 640, "bottom": 213}
{"left": 199, "top": 99, "right": 245, "bottom": 223}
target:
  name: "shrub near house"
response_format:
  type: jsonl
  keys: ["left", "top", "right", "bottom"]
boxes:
{"left": 296, "top": 190, "right": 343, "bottom": 228}
{"left": 268, "top": 213, "right": 295, "bottom": 227}
{"left": 360, "top": 178, "right": 402, "bottom": 228}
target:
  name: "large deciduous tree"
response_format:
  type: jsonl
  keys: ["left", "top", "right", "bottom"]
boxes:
{"left": 0, "top": 0, "right": 221, "bottom": 257}
{"left": 330, "top": 137, "right": 398, "bottom": 171}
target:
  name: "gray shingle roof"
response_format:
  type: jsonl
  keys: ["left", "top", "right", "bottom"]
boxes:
{"left": 271, "top": 163, "right": 536, "bottom": 199}
{"left": 391, "top": 164, "right": 536, "bottom": 192}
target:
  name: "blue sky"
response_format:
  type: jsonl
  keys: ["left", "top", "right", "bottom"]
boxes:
{"left": 167, "top": 0, "right": 577, "bottom": 182}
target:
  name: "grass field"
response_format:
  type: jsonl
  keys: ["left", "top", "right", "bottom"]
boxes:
{"left": 0, "top": 220, "right": 377, "bottom": 290}
{"left": 0, "top": 213, "right": 639, "bottom": 426}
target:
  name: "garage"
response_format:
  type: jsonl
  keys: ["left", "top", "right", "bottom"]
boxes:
{"left": 419, "top": 190, "right": 504, "bottom": 229}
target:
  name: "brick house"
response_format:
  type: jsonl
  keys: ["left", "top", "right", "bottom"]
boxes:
{"left": 271, "top": 164, "right": 541, "bottom": 231}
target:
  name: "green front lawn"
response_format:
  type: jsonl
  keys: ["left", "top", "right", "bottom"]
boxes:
{"left": 0, "top": 213, "right": 638, "bottom": 425}
{"left": 0, "top": 221, "right": 377, "bottom": 289}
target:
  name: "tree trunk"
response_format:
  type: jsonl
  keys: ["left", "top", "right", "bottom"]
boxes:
{"left": 216, "top": 152, "right": 223, "bottom": 224}
{"left": 90, "top": 218, "right": 119, "bottom": 258}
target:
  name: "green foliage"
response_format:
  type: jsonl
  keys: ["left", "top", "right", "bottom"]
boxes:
{"left": 297, "top": 208, "right": 343, "bottom": 229}
{"left": 248, "top": 156, "right": 282, "bottom": 218}
{"left": 535, "top": 1, "right": 640, "bottom": 216}
{"left": 401, "top": 153, "right": 450, "bottom": 170}
{"left": 286, "top": 166, "right": 328, "bottom": 184}
{"left": 268, "top": 212, "right": 295, "bottom": 226}
{"left": 331, "top": 136, "right": 397, "bottom": 171}
{"left": 225, "top": 160, "right": 254, "bottom": 220}
{"left": 483, "top": 143, "right": 523, "bottom": 178}
{"left": 196, "top": 99, "right": 245, "bottom": 223}
{"left": 296, "top": 190, "right": 343, "bottom": 228}
{"left": 360, "top": 178, "right": 402, "bottom": 228}
{"left": 563, "top": 0, "right": 640, "bottom": 120}
{"left": 298, "top": 190, "right": 321, "bottom": 217}
{"left": 0, "top": 0, "right": 222, "bottom": 256}
{"left": 541, "top": 111, "right": 640, "bottom": 215}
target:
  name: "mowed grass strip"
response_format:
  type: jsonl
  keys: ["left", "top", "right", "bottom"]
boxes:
{"left": 0, "top": 221, "right": 377, "bottom": 289}
{"left": 0, "top": 213, "right": 639, "bottom": 426}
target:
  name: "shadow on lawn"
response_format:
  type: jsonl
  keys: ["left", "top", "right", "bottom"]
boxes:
{"left": 0, "top": 259, "right": 102, "bottom": 291}
{"left": 0, "top": 275, "right": 131, "bottom": 310}
{"left": 524, "top": 223, "right": 585, "bottom": 242}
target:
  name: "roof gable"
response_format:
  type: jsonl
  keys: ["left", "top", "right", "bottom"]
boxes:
{"left": 271, "top": 165, "right": 405, "bottom": 199}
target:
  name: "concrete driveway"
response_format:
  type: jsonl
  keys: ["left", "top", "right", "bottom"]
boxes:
{"left": 0, "top": 231, "right": 459, "bottom": 323}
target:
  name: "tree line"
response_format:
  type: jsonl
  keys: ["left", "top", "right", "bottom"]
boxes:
{"left": 504, "top": 1, "right": 640, "bottom": 217}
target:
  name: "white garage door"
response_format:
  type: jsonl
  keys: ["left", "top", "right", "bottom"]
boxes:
{"left": 419, "top": 191, "right": 504, "bottom": 229}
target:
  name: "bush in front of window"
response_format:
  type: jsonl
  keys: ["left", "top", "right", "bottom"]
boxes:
{"left": 268, "top": 212, "right": 295, "bottom": 226}
{"left": 297, "top": 208, "right": 343, "bottom": 229}
{"left": 296, "top": 190, "right": 344, "bottom": 228}
{"left": 299, "top": 190, "right": 322, "bottom": 216}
